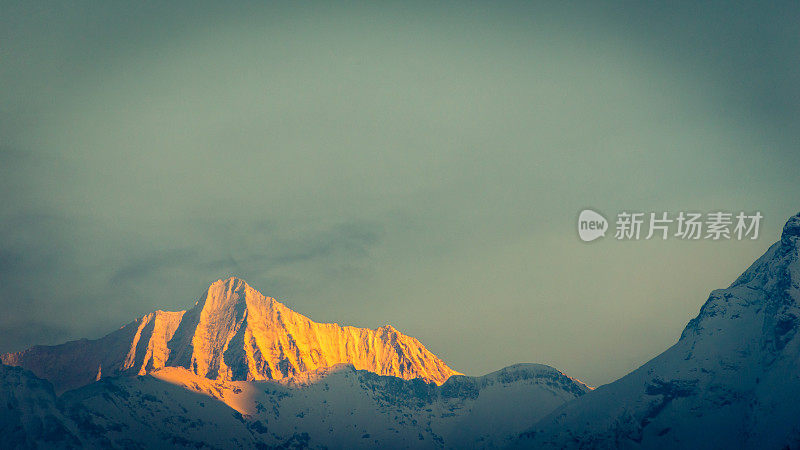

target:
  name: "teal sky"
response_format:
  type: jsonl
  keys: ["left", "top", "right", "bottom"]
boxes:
{"left": 1, "top": 1, "right": 799, "bottom": 386}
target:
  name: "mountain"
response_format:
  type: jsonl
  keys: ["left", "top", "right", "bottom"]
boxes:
{"left": 0, "top": 364, "right": 83, "bottom": 448}
{"left": 514, "top": 212, "right": 800, "bottom": 449}
{"left": 0, "top": 361, "right": 589, "bottom": 449}
{"left": 1, "top": 277, "right": 459, "bottom": 393}
{"left": 6, "top": 213, "right": 800, "bottom": 448}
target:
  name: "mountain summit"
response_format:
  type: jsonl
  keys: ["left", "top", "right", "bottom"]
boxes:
{"left": 516, "top": 212, "right": 800, "bottom": 449}
{"left": 2, "top": 277, "right": 460, "bottom": 392}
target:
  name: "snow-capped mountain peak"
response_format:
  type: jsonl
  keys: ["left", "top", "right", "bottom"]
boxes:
{"left": 516, "top": 212, "right": 800, "bottom": 449}
{"left": 1, "top": 277, "right": 460, "bottom": 392}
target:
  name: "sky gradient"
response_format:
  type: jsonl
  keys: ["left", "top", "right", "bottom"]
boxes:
{"left": 1, "top": 0, "right": 799, "bottom": 386}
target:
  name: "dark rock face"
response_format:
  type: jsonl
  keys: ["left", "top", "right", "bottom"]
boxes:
{"left": 782, "top": 212, "right": 800, "bottom": 244}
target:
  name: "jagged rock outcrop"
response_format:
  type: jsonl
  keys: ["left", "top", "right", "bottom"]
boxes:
{"left": 2, "top": 277, "right": 459, "bottom": 393}
{"left": 1, "top": 309, "right": 184, "bottom": 393}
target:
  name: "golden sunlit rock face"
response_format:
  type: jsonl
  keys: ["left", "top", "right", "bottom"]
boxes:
{"left": 2, "top": 277, "right": 459, "bottom": 392}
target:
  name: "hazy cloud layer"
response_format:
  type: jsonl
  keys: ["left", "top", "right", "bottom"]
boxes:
{"left": 1, "top": 0, "right": 798, "bottom": 385}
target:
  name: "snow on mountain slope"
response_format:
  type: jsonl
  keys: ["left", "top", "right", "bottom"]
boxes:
{"left": 515, "top": 213, "right": 800, "bottom": 449}
{"left": 2, "top": 277, "right": 459, "bottom": 393}
{"left": 0, "top": 361, "right": 588, "bottom": 449}
{"left": 143, "top": 362, "right": 589, "bottom": 448}
{"left": 0, "top": 364, "right": 84, "bottom": 449}
{"left": 62, "top": 362, "right": 588, "bottom": 449}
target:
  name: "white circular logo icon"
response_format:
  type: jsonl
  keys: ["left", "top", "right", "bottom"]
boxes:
{"left": 578, "top": 209, "right": 608, "bottom": 242}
